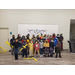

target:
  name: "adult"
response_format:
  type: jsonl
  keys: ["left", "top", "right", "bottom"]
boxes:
{"left": 57, "top": 34, "right": 60, "bottom": 40}
{"left": 60, "top": 34, "right": 64, "bottom": 51}
{"left": 10, "top": 35, "right": 15, "bottom": 55}
{"left": 52, "top": 33, "right": 56, "bottom": 40}
{"left": 26, "top": 34, "right": 30, "bottom": 39}
{"left": 17, "top": 34, "right": 21, "bottom": 40}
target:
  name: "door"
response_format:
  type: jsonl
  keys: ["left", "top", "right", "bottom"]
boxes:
{"left": 0, "top": 28, "right": 9, "bottom": 51}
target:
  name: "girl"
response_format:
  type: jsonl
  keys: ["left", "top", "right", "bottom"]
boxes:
{"left": 43, "top": 40, "right": 50, "bottom": 57}
{"left": 33, "top": 40, "right": 40, "bottom": 57}
{"left": 28, "top": 40, "right": 33, "bottom": 57}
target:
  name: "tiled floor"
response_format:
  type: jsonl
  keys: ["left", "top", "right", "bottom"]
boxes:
{"left": 0, "top": 50, "right": 75, "bottom": 65}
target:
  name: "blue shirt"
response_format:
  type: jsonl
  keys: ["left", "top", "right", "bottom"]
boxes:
{"left": 54, "top": 37, "right": 58, "bottom": 47}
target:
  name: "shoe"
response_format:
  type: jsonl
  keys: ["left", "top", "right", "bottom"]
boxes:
{"left": 44, "top": 55, "right": 46, "bottom": 57}
{"left": 34, "top": 56, "right": 36, "bottom": 57}
{"left": 59, "top": 56, "right": 62, "bottom": 58}
{"left": 22, "top": 57, "right": 23, "bottom": 58}
{"left": 55, "top": 56, "right": 57, "bottom": 58}
{"left": 48, "top": 55, "right": 49, "bottom": 57}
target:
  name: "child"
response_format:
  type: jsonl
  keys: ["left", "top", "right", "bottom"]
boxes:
{"left": 18, "top": 37, "right": 22, "bottom": 55}
{"left": 22, "top": 36, "right": 26, "bottom": 43}
{"left": 28, "top": 40, "right": 33, "bottom": 57}
{"left": 55, "top": 39, "right": 62, "bottom": 58}
{"left": 33, "top": 40, "right": 40, "bottom": 57}
{"left": 21, "top": 39, "right": 27, "bottom": 56}
{"left": 12, "top": 39, "right": 21, "bottom": 60}
{"left": 47, "top": 35, "right": 50, "bottom": 43}
{"left": 50, "top": 35, "right": 52, "bottom": 39}
{"left": 54, "top": 37, "right": 58, "bottom": 54}
{"left": 22, "top": 39, "right": 28, "bottom": 58}
{"left": 43, "top": 40, "right": 50, "bottom": 57}
{"left": 50, "top": 39, "right": 54, "bottom": 57}
{"left": 39, "top": 40, "right": 44, "bottom": 57}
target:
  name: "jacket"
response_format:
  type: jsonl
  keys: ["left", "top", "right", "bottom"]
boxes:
{"left": 28, "top": 43, "right": 33, "bottom": 50}
{"left": 44, "top": 42, "right": 49, "bottom": 47}
{"left": 39, "top": 42, "right": 44, "bottom": 48}
{"left": 33, "top": 43, "right": 39, "bottom": 50}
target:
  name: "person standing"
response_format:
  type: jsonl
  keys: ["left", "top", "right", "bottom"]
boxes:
{"left": 12, "top": 39, "right": 21, "bottom": 60}
{"left": 33, "top": 40, "right": 40, "bottom": 57}
{"left": 10, "top": 35, "right": 15, "bottom": 55}
{"left": 55, "top": 39, "right": 62, "bottom": 58}
{"left": 39, "top": 40, "right": 44, "bottom": 57}
{"left": 28, "top": 40, "right": 34, "bottom": 57}
{"left": 60, "top": 34, "right": 64, "bottom": 51}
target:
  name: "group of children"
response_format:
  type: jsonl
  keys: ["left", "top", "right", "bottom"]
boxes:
{"left": 10, "top": 33, "right": 64, "bottom": 60}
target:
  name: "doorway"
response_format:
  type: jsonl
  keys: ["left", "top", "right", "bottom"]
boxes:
{"left": 0, "top": 28, "right": 9, "bottom": 51}
{"left": 70, "top": 19, "right": 75, "bottom": 41}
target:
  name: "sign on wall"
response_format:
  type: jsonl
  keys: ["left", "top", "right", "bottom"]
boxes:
{"left": 18, "top": 24, "right": 58, "bottom": 38}
{"left": 28, "top": 29, "right": 47, "bottom": 36}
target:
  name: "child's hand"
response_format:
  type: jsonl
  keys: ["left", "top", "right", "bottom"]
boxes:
{"left": 27, "top": 49, "right": 28, "bottom": 52}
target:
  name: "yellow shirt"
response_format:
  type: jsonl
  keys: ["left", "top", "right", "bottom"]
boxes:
{"left": 44, "top": 42, "right": 49, "bottom": 47}
{"left": 28, "top": 43, "right": 33, "bottom": 50}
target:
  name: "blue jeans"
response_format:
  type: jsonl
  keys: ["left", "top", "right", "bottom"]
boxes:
{"left": 14, "top": 48, "right": 18, "bottom": 54}
{"left": 22, "top": 49, "right": 27, "bottom": 58}
{"left": 50, "top": 47, "right": 53, "bottom": 54}
{"left": 40, "top": 48, "right": 43, "bottom": 55}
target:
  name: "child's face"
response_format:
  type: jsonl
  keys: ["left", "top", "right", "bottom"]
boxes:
{"left": 51, "top": 40, "right": 53, "bottom": 42}
{"left": 15, "top": 40, "right": 18, "bottom": 42}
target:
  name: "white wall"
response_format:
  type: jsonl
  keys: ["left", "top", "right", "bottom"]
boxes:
{"left": 0, "top": 9, "right": 75, "bottom": 49}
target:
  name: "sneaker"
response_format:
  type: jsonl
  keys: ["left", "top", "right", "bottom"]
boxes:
{"left": 34, "top": 56, "right": 36, "bottom": 58}
{"left": 44, "top": 55, "right": 46, "bottom": 57}
{"left": 55, "top": 56, "right": 57, "bottom": 58}
{"left": 48, "top": 55, "right": 49, "bottom": 57}
{"left": 59, "top": 56, "right": 62, "bottom": 58}
{"left": 40, "top": 55, "right": 41, "bottom": 58}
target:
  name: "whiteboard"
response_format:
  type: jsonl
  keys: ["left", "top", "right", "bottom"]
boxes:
{"left": 18, "top": 24, "right": 58, "bottom": 38}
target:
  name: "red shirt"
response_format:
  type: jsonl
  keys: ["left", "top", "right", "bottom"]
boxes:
{"left": 22, "top": 39, "right": 27, "bottom": 43}
{"left": 52, "top": 36, "right": 56, "bottom": 39}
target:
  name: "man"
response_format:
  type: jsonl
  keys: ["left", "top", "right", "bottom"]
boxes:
{"left": 10, "top": 35, "right": 15, "bottom": 55}
{"left": 59, "top": 34, "right": 64, "bottom": 51}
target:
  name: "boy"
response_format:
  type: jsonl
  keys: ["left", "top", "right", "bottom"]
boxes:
{"left": 12, "top": 39, "right": 21, "bottom": 60}
{"left": 10, "top": 35, "right": 15, "bottom": 55}
{"left": 39, "top": 40, "right": 44, "bottom": 57}
{"left": 55, "top": 39, "right": 62, "bottom": 58}
{"left": 22, "top": 39, "right": 28, "bottom": 58}
{"left": 50, "top": 39, "right": 54, "bottom": 57}
{"left": 18, "top": 37, "right": 22, "bottom": 55}
{"left": 28, "top": 40, "right": 33, "bottom": 57}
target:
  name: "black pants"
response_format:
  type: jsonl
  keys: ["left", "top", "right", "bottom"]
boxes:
{"left": 56, "top": 47, "right": 61, "bottom": 57}
{"left": 22, "top": 49, "right": 27, "bottom": 58}
{"left": 15, "top": 54, "right": 18, "bottom": 60}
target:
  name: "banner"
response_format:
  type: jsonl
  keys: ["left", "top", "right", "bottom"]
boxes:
{"left": 28, "top": 29, "right": 47, "bottom": 37}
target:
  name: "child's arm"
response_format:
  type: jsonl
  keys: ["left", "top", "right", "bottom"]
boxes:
{"left": 56, "top": 44, "right": 61, "bottom": 47}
